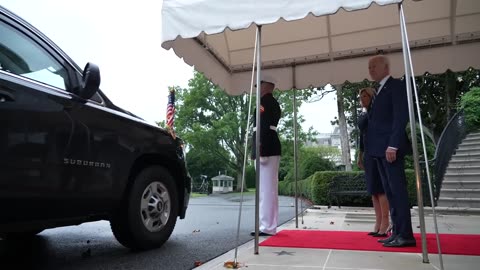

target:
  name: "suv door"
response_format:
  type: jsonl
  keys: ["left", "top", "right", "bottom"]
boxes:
{"left": 0, "top": 14, "right": 79, "bottom": 223}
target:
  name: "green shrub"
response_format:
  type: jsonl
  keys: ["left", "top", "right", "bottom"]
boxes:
{"left": 279, "top": 169, "right": 432, "bottom": 207}
{"left": 300, "top": 155, "right": 336, "bottom": 180}
{"left": 245, "top": 165, "right": 256, "bottom": 189}
{"left": 282, "top": 146, "right": 339, "bottom": 182}
{"left": 459, "top": 87, "right": 480, "bottom": 132}
{"left": 405, "top": 169, "right": 417, "bottom": 206}
{"left": 405, "top": 169, "right": 435, "bottom": 207}
{"left": 311, "top": 171, "right": 367, "bottom": 206}
{"left": 279, "top": 176, "right": 313, "bottom": 198}
{"left": 278, "top": 179, "right": 291, "bottom": 196}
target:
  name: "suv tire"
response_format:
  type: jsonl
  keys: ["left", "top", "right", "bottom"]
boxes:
{"left": 110, "top": 166, "right": 178, "bottom": 250}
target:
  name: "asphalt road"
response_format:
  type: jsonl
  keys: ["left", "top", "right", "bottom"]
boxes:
{"left": 0, "top": 194, "right": 310, "bottom": 270}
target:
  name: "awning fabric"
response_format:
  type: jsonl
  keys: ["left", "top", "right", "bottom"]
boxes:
{"left": 162, "top": 0, "right": 480, "bottom": 94}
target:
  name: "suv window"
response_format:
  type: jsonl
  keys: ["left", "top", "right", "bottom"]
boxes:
{"left": 0, "top": 20, "right": 69, "bottom": 90}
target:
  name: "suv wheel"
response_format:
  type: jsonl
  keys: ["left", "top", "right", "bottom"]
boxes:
{"left": 110, "top": 166, "right": 178, "bottom": 250}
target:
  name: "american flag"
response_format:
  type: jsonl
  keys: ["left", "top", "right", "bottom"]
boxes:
{"left": 166, "top": 87, "right": 175, "bottom": 129}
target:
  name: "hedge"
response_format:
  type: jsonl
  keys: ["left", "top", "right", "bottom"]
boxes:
{"left": 279, "top": 169, "right": 433, "bottom": 207}
{"left": 278, "top": 175, "right": 313, "bottom": 199}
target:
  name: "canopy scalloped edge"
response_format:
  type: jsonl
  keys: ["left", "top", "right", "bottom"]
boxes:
{"left": 161, "top": 0, "right": 403, "bottom": 44}
{"left": 165, "top": 41, "right": 480, "bottom": 95}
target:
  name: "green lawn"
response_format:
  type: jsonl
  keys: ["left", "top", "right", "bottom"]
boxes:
{"left": 190, "top": 193, "right": 208, "bottom": 198}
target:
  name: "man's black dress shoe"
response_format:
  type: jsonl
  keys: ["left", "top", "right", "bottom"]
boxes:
{"left": 383, "top": 236, "right": 416, "bottom": 247}
{"left": 378, "top": 234, "right": 396, "bottom": 243}
{"left": 250, "top": 231, "right": 273, "bottom": 236}
{"left": 367, "top": 231, "right": 378, "bottom": 236}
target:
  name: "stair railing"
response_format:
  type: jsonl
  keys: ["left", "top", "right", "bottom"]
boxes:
{"left": 428, "top": 109, "right": 467, "bottom": 202}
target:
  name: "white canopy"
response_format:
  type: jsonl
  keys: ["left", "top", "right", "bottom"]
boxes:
{"left": 162, "top": 0, "right": 480, "bottom": 95}
{"left": 162, "top": 1, "right": 475, "bottom": 263}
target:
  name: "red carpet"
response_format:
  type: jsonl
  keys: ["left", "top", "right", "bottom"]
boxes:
{"left": 260, "top": 230, "right": 480, "bottom": 256}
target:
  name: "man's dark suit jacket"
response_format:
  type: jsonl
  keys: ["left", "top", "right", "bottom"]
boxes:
{"left": 365, "top": 77, "right": 411, "bottom": 157}
{"left": 251, "top": 93, "right": 281, "bottom": 159}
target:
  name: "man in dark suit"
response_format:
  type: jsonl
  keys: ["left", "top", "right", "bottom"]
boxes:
{"left": 365, "top": 55, "right": 415, "bottom": 247}
{"left": 251, "top": 75, "right": 281, "bottom": 236}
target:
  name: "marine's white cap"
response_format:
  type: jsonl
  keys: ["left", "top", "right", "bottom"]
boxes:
{"left": 261, "top": 74, "right": 276, "bottom": 85}
{"left": 256, "top": 74, "right": 276, "bottom": 86}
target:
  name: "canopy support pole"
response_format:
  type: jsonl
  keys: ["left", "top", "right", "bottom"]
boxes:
{"left": 254, "top": 24, "right": 262, "bottom": 255}
{"left": 293, "top": 66, "right": 300, "bottom": 228}
{"left": 399, "top": 4, "right": 445, "bottom": 269}
{"left": 233, "top": 25, "right": 258, "bottom": 266}
{"left": 398, "top": 3, "right": 428, "bottom": 264}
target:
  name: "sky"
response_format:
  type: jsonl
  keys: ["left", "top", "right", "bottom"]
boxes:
{"left": 1, "top": 0, "right": 338, "bottom": 134}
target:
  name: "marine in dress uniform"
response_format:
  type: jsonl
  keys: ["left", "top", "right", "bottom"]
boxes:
{"left": 251, "top": 76, "right": 281, "bottom": 236}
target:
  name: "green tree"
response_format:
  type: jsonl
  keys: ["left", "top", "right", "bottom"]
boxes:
{"left": 284, "top": 145, "right": 339, "bottom": 181}
{"left": 173, "top": 72, "right": 317, "bottom": 190}
{"left": 173, "top": 72, "right": 247, "bottom": 189}
{"left": 299, "top": 146, "right": 338, "bottom": 179}
{"left": 329, "top": 80, "right": 374, "bottom": 147}
{"left": 186, "top": 147, "right": 233, "bottom": 188}
{"left": 276, "top": 89, "right": 319, "bottom": 181}
{"left": 459, "top": 87, "right": 480, "bottom": 132}
{"left": 327, "top": 69, "right": 480, "bottom": 149}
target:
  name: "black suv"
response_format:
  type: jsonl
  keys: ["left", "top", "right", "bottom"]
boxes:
{"left": 0, "top": 6, "right": 191, "bottom": 250}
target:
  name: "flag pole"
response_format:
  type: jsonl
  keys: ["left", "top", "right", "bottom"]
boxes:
{"left": 167, "top": 86, "right": 176, "bottom": 139}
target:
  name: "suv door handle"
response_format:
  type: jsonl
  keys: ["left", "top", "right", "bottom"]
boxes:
{"left": 0, "top": 89, "right": 15, "bottom": 102}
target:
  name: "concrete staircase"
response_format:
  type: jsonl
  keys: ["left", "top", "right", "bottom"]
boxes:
{"left": 437, "top": 132, "right": 480, "bottom": 209}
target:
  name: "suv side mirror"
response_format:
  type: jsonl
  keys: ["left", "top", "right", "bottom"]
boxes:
{"left": 79, "top": 62, "right": 101, "bottom": 100}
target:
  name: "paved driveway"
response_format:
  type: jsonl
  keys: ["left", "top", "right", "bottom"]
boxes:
{"left": 0, "top": 193, "right": 309, "bottom": 270}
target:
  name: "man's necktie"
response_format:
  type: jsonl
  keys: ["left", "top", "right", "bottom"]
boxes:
{"left": 370, "top": 82, "right": 380, "bottom": 109}
{"left": 373, "top": 82, "right": 380, "bottom": 93}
